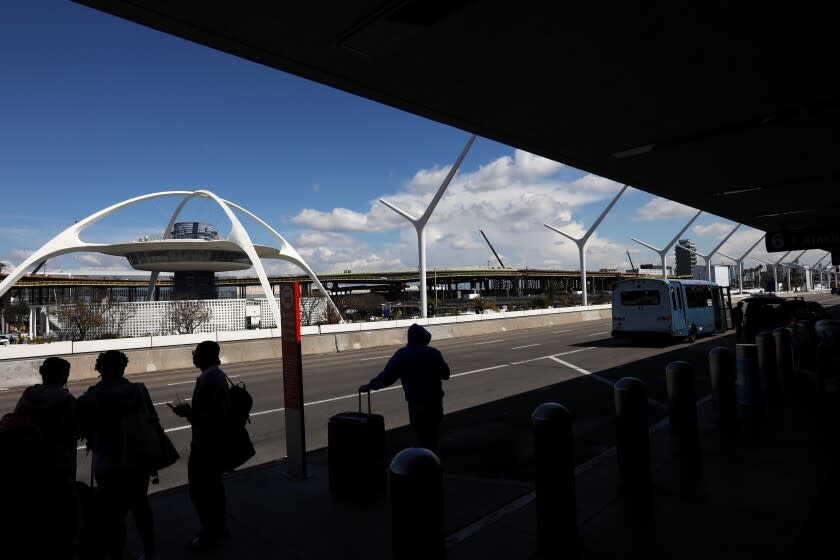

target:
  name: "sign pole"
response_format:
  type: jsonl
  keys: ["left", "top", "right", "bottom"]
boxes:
{"left": 280, "top": 282, "right": 307, "bottom": 479}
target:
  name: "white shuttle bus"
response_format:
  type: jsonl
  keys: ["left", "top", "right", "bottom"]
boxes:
{"left": 611, "top": 278, "right": 730, "bottom": 342}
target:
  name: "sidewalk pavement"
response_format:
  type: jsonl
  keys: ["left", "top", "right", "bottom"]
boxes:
{"left": 136, "top": 377, "right": 840, "bottom": 560}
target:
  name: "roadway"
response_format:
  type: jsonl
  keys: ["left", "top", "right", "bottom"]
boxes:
{"left": 2, "top": 292, "right": 837, "bottom": 491}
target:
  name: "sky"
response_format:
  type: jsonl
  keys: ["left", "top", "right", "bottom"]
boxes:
{"left": 0, "top": 2, "right": 830, "bottom": 281}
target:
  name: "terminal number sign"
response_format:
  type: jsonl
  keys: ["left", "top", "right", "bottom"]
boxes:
{"left": 766, "top": 229, "right": 840, "bottom": 252}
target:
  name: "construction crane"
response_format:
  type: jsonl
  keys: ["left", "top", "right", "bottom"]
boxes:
{"left": 479, "top": 229, "right": 506, "bottom": 268}
{"left": 626, "top": 251, "right": 636, "bottom": 273}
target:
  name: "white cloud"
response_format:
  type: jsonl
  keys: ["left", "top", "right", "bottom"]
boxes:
{"left": 291, "top": 206, "right": 402, "bottom": 232}
{"left": 633, "top": 197, "right": 698, "bottom": 221}
{"left": 693, "top": 222, "right": 737, "bottom": 238}
{"left": 284, "top": 148, "right": 641, "bottom": 272}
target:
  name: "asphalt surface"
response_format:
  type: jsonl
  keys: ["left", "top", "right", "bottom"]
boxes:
{"left": 2, "top": 292, "right": 837, "bottom": 492}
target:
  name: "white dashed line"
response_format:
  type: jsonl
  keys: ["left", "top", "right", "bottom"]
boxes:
{"left": 474, "top": 339, "right": 505, "bottom": 345}
{"left": 167, "top": 375, "right": 239, "bottom": 386}
{"left": 548, "top": 356, "right": 666, "bottom": 409}
{"left": 586, "top": 331, "right": 609, "bottom": 337}
{"left": 360, "top": 355, "right": 392, "bottom": 361}
{"left": 511, "top": 343, "right": 540, "bottom": 350}
{"left": 510, "top": 347, "right": 594, "bottom": 365}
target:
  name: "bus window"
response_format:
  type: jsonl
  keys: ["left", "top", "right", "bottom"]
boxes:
{"left": 620, "top": 290, "right": 661, "bottom": 306}
{"left": 671, "top": 289, "right": 678, "bottom": 310}
{"left": 685, "top": 286, "right": 712, "bottom": 308}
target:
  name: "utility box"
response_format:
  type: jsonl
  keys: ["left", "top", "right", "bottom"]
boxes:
{"left": 246, "top": 303, "right": 261, "bottom": 329}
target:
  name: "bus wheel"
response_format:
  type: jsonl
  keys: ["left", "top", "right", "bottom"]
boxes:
{"left": 687, "top": 326, "right": 698, "bottom": 343}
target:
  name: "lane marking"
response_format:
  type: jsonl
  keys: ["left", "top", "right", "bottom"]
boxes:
{"left": 551, "top": 330, "right": 573, "bottom": 334}
{"left": 474, "top": 339, "right": 505, "bottom": 345}
{"left": 511, "top": 343, "right": 540, "bottom": 350}
{"left": 549, "top": 356, "right": 597, "bottom": 377}
{"left": 167, "top": 374, "right": 239, "bottom": 386}
{"left": 153, "top": 398, "right": 191, "bottom": 407}
{"left": 586, "top": 331, "right": 609, "bottom": 337}
{"left": 510, "top": 346, "right": 593, "bottom": 365}
{"left": 360, "top": 355, "right": 392, "bottom": 361}
{"left": 548, "top": 356, "right": 666, "bottom": 409}
{"left": 451, "top": 364, "right": 510, "bottom": 379}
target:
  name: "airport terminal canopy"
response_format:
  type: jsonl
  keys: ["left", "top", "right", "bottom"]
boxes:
{"left": 78, "top": 2, "right": 840, "bottom": 250}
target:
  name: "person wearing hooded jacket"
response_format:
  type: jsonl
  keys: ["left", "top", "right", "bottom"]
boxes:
{"left": 360, "top": 323, "right": 450, "bottom": 454}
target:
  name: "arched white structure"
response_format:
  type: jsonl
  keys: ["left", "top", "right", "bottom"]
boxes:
{"left": 0, "top": 190, "right": 340, "bottom": 330}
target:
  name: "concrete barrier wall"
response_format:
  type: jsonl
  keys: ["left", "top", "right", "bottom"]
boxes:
{"left": 0, "top": 305, "right": 611, "bottom": 388}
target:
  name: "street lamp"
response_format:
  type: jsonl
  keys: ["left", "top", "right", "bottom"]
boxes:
{"left": 544, "top": 184, "right": 627, "bottom": 306}
{"left": 715, "top": 233, "right": 765, "bottom": 294}
{"left": 380, "top": 134, "right": 476, "bottom": 319}
{"left": 631, "top": 210, "right": 703, "bottom": 279}
{"left": 674, "top": 223, "right": 741, "bottom": 281}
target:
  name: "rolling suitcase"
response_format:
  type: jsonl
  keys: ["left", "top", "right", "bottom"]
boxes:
{"left": 328, "top": 388, "right": 387, "bottom": 500}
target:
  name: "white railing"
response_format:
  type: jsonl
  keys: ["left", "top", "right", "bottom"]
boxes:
{"left": 0, "top": 304, "right": 610, "bottom": 360}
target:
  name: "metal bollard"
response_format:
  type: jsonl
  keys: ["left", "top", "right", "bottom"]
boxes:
{"left": 756, "top": 331, "right": 779, "bottom": 396}
{"left": 774, "top": 327, "right": 793, "bottom": 386}
{"left": 390, "top": 448, "right": 445, "bottom": 560}
{"left": 532, "top": 403, "right": 577, "bottom": 558}
{"left": 735, "top": 344, "right": 760, "bottom": 407}
{"left": 666, "top": 361, "right": 699, "bottom": 455}
{"left": 709, "top": 347, "right": 736, "bottom": 428}
{"left": 614, "top": 377, "right": 650, "bottom": 495}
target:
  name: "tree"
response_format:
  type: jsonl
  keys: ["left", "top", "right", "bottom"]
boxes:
{"left": 300, "top": 296, "right": 327, "bottom": 326}
{"left": 166, "top": 296, "right": 211, "bottom": 334}
{"left": 339, "top": 293, "right": 385, "bottom": 320}
{"left": 3, "top": 301, "right": 30, "bottom": 332}
{"left": 102, "top": 300, "right": 138, "bottom": 338}
{"left": 54, "top": 302, "right": 105, "bottom": 341}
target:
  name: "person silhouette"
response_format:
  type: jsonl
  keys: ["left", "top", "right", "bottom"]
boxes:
{"left": 169, "top": 340, "right": 232, "bottom": 551}
{"left": 360, "top": 324, "right": 451, "bottom": 455}
{"left": 78, "top": 350, "right": 158, "bottom": 560}
{"left": 3, "top": 356, "right": 78, "bottom": 558}
{"left": 732, "top": 301, "right": 744, "bottom": 342}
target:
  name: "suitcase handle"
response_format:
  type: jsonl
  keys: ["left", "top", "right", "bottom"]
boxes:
{"left": 358, "top": 387, "right": 371, "bottom": 414}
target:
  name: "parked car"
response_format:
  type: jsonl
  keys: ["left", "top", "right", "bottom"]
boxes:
{"left": 742, "top": 296, "right": 830, "bottom": 343}
{"left": 783, "top": 297, "right": 831, "bottom": 323}
{"left": 742, "top": 295, "right": 787, "bottom": 342}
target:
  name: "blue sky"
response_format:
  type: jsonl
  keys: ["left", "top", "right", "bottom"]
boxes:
{"left": 0, "top": 2, "right": 827, "bottom": 279}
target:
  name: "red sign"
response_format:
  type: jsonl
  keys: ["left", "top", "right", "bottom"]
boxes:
{"left": 280, "top": 282, "right": 303, "bottom": 410}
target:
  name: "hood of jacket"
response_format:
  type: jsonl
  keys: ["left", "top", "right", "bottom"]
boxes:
{"left": 16, "top": 384, "right": 73, "bottom": 412}
{"left": 407, "top": 323, "right": 432, "bottom": 346}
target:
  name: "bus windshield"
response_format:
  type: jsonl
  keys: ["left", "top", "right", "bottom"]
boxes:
{"left": 620, "top": 290, "right": 661, "bottom": 306}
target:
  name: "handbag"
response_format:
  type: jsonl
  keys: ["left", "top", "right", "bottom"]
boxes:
{"left": 121, "top": 384, "right": 180, "bottom": 471}
{"left": 220, "top": 424, "right": 255, "bottom": 472}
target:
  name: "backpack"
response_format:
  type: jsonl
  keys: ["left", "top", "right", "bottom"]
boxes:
{"left": 224, "top": 374, "right": 253, "bottom": 426}
{"left": 0, "top": 412, "right": 50, "bottom": 475}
